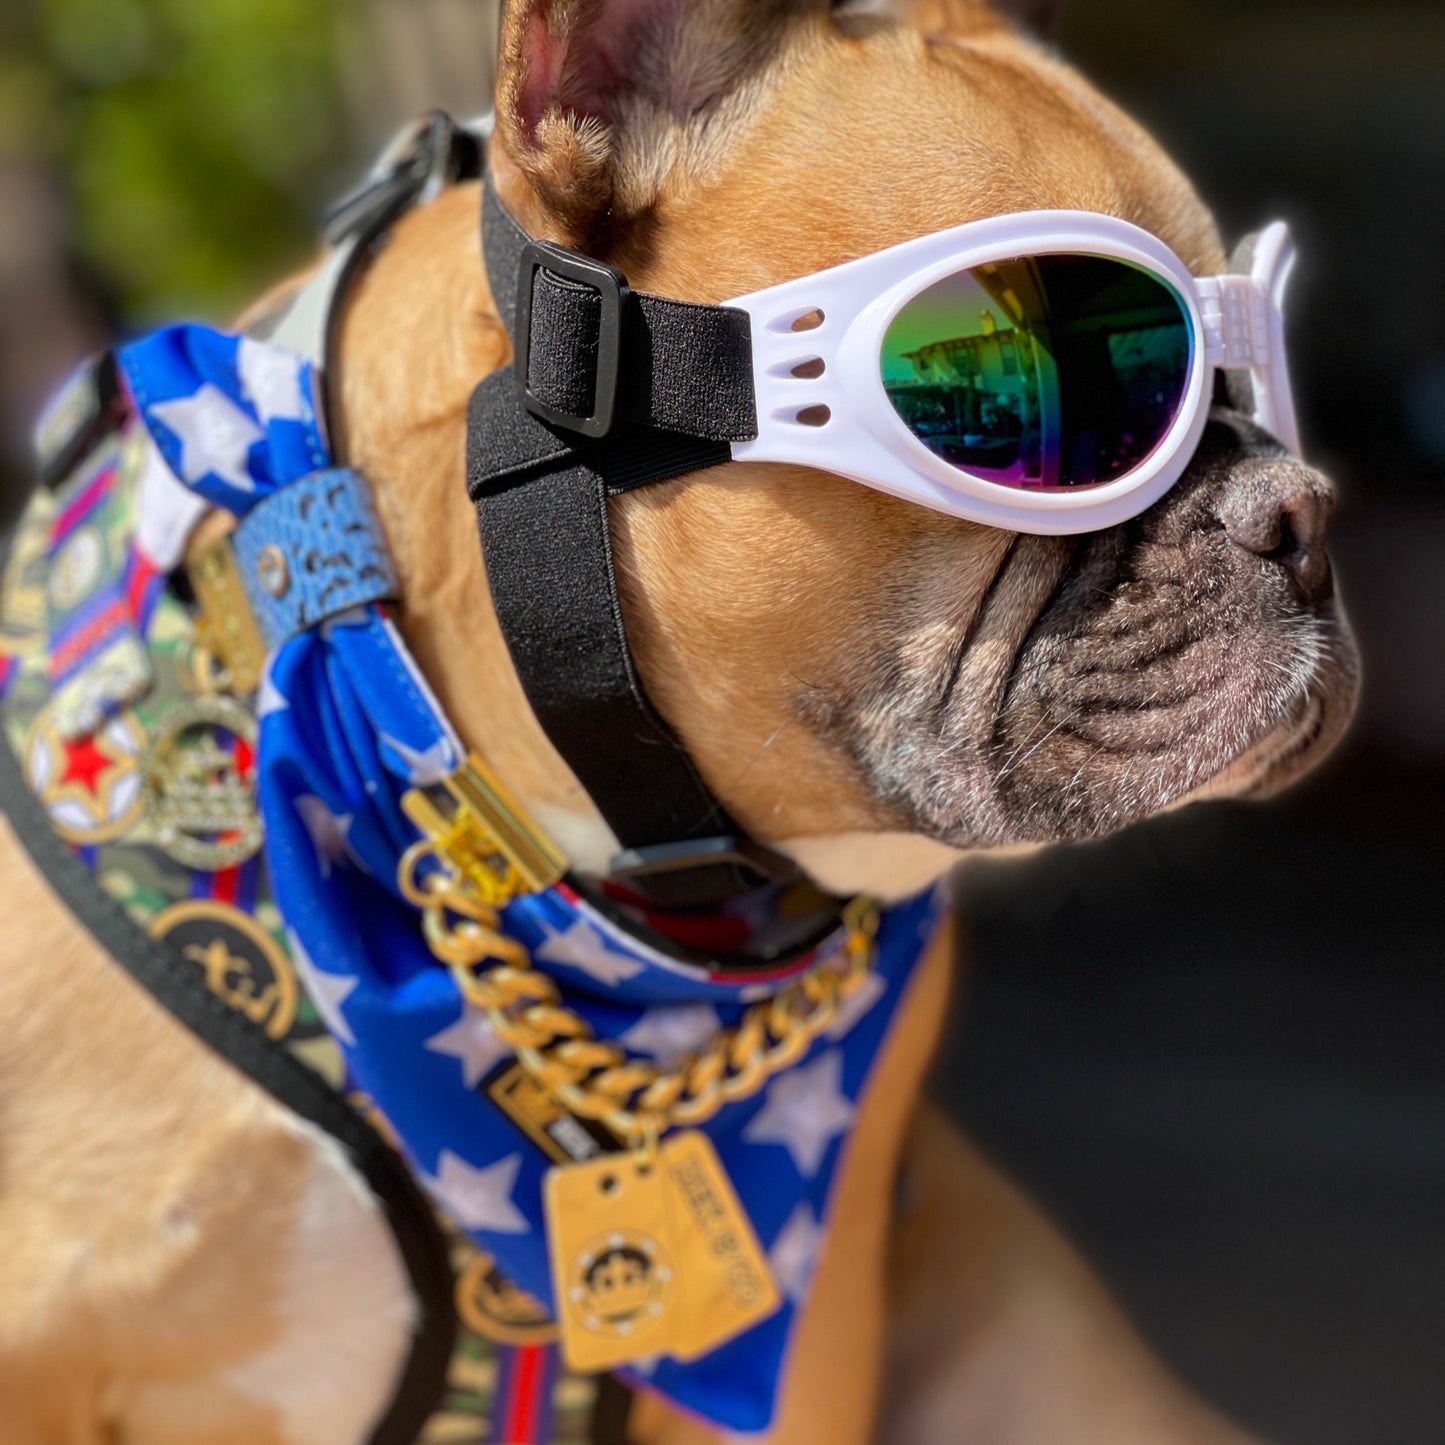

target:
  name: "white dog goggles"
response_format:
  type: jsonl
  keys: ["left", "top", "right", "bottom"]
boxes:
{"left": 725, "top": 212, "right": 1301, "bottom": 535}
{"left": 480, "top": 184, "right": 1301, "bottom": 540}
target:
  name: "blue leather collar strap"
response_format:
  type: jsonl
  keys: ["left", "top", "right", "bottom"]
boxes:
{"left": 234, "top": 467, "right": 398, "bottom": 649}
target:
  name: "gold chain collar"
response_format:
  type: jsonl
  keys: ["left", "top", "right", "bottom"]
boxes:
{"left": 398, "top": 754, "right": 878, "bottom": 1150}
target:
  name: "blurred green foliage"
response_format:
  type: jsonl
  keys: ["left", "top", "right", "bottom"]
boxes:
{"left": 1, "top": 0, "right": 355, "bottom": 323}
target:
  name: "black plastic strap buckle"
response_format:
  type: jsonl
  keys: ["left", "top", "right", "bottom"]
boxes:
{"left": 609, "top": 835, "right": 801, "bottom": 911}
{"left": 515, "top": 241, "right": 630, "bottom": 440}
{"left": 322, "top": 110, "right": 482, "bottom": 248}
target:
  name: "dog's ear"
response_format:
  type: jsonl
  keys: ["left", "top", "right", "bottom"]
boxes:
{"left": 492, "top": 0, "right": 806, "bottom": 244}
{"left": 840, "top": 0, "right": 1064, "bottom": 41}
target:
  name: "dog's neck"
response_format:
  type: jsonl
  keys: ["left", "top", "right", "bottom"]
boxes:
{"left": 327, "top": 179, "right": 962, "bottom": 902}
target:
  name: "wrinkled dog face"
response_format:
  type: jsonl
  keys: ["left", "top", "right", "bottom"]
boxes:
{"left": 492, "top": 0, "right": 1360, "bottom": 861}
{"left": 839, "top": 411, "right": 1357, "bottom": 848}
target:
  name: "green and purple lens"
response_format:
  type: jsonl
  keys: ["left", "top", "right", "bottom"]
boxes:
{"left": 881, "top": 255, "right": 1193, "bottom": 491}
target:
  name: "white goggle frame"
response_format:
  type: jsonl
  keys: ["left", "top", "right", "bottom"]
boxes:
{"left": 726, "top": 212, "right": 1300, "bottom": 536}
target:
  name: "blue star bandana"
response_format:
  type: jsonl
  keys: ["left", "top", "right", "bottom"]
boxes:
{"left": 114, "top": 323, "right": 943, "bottom": 1434}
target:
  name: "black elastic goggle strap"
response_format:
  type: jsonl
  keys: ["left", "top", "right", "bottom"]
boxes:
{"left": 470, "top": 176, "right": 796, "bottom": 910}
{"left": 482, "top": 177, "right": 758, "bottom": 447}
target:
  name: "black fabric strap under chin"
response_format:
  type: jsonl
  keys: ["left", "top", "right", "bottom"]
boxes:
{"left": 470, "top": 175, "right": 799, "bottom": 909}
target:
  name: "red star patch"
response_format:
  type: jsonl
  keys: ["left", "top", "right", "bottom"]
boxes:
{"left": 59, "top": 734, "right": 114, "bottom": 795}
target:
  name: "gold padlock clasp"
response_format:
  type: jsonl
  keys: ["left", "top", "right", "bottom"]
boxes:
{"left": 400, "top": 752, "right": 567, "bottom": 912}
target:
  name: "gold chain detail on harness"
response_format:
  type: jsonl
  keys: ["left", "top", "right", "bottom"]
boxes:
{"left": 399, "top": 755, "right": 879, "bottom": 1149}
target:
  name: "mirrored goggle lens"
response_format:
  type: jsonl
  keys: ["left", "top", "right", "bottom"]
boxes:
{"left": 881, "top": 255, "right": 1192, "bottom": 491}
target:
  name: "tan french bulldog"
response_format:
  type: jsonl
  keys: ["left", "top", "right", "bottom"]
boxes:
{"left": 0, "top": 1, "right": 1357, "bottom": 1442}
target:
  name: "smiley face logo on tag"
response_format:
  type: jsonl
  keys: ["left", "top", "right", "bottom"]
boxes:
{"left": 567, "top": 1231, "right": 675, "bottom": 1341}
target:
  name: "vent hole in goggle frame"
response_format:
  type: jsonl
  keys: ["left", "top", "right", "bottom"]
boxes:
{"left": 769, "top": 356, "right": 827, "bottom": 380}
{"left": 766, "top": 307, "right": 825, "bottom": 335}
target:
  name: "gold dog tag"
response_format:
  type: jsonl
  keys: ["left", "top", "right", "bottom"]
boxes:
{"left": 545, "top": 1132, "right": 780, "bottom": 1371}
{"left": 660, "top": 1131, "right": 780, "bottom": 1361}
{"left": 545, "top": 1149, "right": 689, "bottom": 1371}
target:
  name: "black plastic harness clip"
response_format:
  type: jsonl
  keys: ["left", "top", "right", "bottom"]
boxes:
{"left": 609, "top": 835, "right": 802, "bottom": 911}
{"left": 515, "top": 241, "right": 630, "bottom": 440}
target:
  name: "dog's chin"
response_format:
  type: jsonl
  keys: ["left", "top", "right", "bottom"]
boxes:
{"left": 1181, "top": 680, "right": 1350, "bottom": 807}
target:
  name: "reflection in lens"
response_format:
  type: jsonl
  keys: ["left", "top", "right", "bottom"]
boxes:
{"left": 881, "top": 256, "right": 1192, "bottom": 490}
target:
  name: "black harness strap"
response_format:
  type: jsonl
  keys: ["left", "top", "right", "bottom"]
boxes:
{"left": 470, "top": 177, "right": 800, "bottom": 908}
{"left": 470, "top": 390, "right": 728, "bottom": 848}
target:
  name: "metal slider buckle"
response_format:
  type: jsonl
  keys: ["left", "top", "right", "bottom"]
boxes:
{"left": 515, "top": 240, "right": 630, "bottom": 439}
{"left": 400, "top": 752, "right": 568, "bottom": 911}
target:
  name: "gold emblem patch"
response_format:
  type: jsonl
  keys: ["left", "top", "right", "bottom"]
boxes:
{"left": 24, "top": 707, "right": 146, "bottom": 843}
{"left": 48, "top": 525, "right": 104, "bottom": 612}
{"left": 149, "top": 900, "right": 298, "bottom": 1040}
{"left": 455, "top": 1246, "right": 557, "bottom": 1346}
{"left": 143, "top": 696, "right": 263, "bottom": 869}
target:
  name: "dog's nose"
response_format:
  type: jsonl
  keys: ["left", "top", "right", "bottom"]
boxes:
{"left": 1214, "top": 453, "right": 1336, "bottom": 599}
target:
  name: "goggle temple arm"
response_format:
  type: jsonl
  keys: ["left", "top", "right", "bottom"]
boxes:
{"left": 1205, "top": 221, "right": 1303, "bottom": 457}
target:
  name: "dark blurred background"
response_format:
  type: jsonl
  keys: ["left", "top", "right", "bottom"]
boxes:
{"left": 942, "top": 4, "right": 1445, "bottom": 1443}
{"left": 1, "top": 1, "right": 1441, "bottom": 1441}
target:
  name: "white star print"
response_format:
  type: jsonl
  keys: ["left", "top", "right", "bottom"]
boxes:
{"left": 424, "top": 1150, "right": 529, "bottom": 1235}
{"left": 287, "top": 929, "right": 359, "bottom": 1047}
{"left": 769, "top": 1201, "right": 825, "bottom": 1304}
{"left": 149, "top": 384, "right": 264, "bottom": 493}
{"left": 824, "top": 973, "right": 887, "bottom": 1042}
{"left": 535, "top": 918, "right": 644, "bottom": 987}
{"left": 237, "top": 336, "right": 309, "bottom": 426}
{"left": 742, "top": 1050, "right": 854, "bottom": 1178}
{"left": 294, "top": 793, "right": 356, "bottom": 879}
{"left": 425, "top": 1004, "right": 512, "bottom": 1089}
{"left": 257, "top": 665, "right": 289, "bottom": 720}
{"left": 379, "top": 732, "right": 456, "bottom": 787}
{"left": 135, "top": 437, "right": 208, "bottom": 568}
{"left": 620, "top": 1004, "right": 722, "bottom": 1066}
